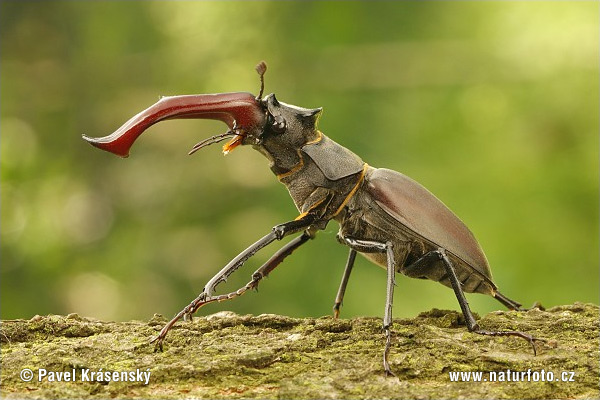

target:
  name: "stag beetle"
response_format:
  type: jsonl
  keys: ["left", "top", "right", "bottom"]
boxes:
{"left": 83, "top": 62, "right": 540, "bottom": 375}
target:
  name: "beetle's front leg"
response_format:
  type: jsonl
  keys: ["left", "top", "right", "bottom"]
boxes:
{"left": 199, "top": 231, "right": 314, "bottom": 306}
{"left": 151, "top": 215, "right": 317, "bottom": 351}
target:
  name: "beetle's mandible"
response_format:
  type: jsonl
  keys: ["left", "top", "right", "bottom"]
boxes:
{"left": 83, "top": 62, "right": 542, "bottom": 376}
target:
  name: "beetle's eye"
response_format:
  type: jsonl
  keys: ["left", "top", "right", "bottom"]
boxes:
{"left": 269, "top": 114, "right": 286, "bottom": 134}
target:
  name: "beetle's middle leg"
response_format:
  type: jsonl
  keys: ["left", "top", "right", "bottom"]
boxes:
{"left": 407, "top": 248, "right": 543, "bottom": 355}
{"left": 339, "top": 237, "right": 397, "bottom": 376}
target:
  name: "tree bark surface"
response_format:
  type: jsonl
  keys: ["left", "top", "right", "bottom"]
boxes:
{"left": 1, "top": 303, "right": 597, "bottom": 399}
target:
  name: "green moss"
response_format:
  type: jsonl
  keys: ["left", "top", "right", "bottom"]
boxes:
{"left": 1, "top": 303, "right": 598, "bottom": 399}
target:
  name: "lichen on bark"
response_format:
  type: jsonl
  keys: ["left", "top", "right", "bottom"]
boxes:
{"left": 1, "top": 303, "right": 598, "bottom": 399}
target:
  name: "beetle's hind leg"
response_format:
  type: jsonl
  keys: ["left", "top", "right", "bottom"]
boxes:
{"left": 494, "top": 291, "right": 544, "bottom": 312}
{"left": 493, "top": 291, "right": 523, "bottom": 311}
{"left": 418, "top": 248, "right": 544, "bottom": 355}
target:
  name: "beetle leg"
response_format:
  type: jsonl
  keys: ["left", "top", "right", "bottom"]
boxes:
{"left": 493, "top": 291, "right": 523, "bottom": 311}
{"left": 340, "top": 237, "right": 388, "bottom": 253}
{"left": 430, "top": 248, "right": 543, "bottom": 355}
{"left": 151, "top": 216, "right": 317, "bottom": 351}
{"left": 203, "top": 217, "right": 316, "bottom": 299}
{"left": 203, "top": 231, "right": 313, "bottom": 303}
{"left": 383, "top": 241, "right": 396, "bottom": 377}
{"left": 339, "top": 237, "right": 397, "bottom": 376}
{"left": 333, "top": 249, "right": 357, "bottom": 319}
{"left": 248, "top": 230, "right": 314, "bottom": 289}
{"left": 494, "top": 292, "right": 545, "bottom": 311}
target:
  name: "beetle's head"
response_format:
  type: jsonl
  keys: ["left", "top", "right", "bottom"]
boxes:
{"left": 82, "top": 62, "right": 321, "bottom": 159}
{"left": 251, "top": 93, "right": 322, "bottom": 152}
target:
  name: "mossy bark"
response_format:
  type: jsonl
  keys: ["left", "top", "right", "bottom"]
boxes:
{"left": 1, "top": 303, "right": 598, "bottom": 399}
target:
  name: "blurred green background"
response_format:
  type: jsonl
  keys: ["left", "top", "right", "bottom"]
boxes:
{"left": 1, "top": 1, "right": 598, "bottom": 322}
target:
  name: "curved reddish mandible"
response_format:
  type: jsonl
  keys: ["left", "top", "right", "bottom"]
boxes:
{"left": 82, "top": 92, "right": 265, "bottom": 158}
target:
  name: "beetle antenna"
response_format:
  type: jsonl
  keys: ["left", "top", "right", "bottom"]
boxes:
{"left": 255, "top": 61, "right": 267, "bottom": 100}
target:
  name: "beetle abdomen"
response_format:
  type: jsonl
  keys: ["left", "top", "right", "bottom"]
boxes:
{"left": 364, "top": 168, "right": 496, "bottom": 294}
{"left": 409, "top": 253, "right": 496, "bottom": 294}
